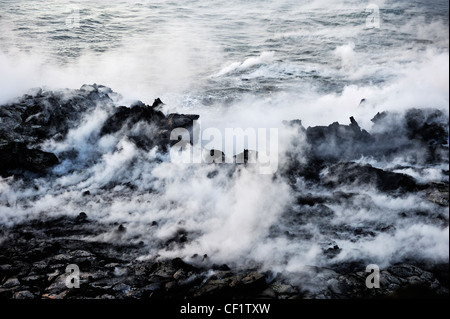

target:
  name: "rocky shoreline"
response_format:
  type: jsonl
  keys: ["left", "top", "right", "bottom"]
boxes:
{"left": 0, "top": 84, "right": 448, "bottom": 299}
{"left": 0, "top": 213, "right": 448, "bottom": 299}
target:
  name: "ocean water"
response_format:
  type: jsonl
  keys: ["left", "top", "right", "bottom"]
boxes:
{"left": 1, "top": 0, "right": 448, "bottom": 126}
{"left": 0, "top": 0, "right": 449, "bottom": 284}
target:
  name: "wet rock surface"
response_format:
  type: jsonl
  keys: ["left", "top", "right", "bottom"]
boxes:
{"left": 0, "top": 215, "right": 448, "bottom": 299}
{"left": 0, "top": 142, "right": 59, "bottom": 174}
{"left": 0, "top": 85, "right": 448, "bottom": 299}
{"left": 0, "top": 84, "right": 199, "bottom": 176}
{"left": 321, "top": 162, "right": 421, "bottom": 192}
{"left": 1, "top": 85, "right": 448, "bottom": 181}
{"left": 283, "top": 110, "right": 449, "bottom": 185}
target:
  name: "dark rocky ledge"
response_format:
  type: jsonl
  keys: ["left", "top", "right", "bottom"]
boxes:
{"left": 0, "top": 84, "right": 199, "bottom": 176}
{"left": 1, "top": 84, "right": 448, "bottom": 180}
{"left": 0, "top": 85, "right": 448, "bottom": 299}
{"left": 0, "top": 214, "right": 448, "bottom": 299}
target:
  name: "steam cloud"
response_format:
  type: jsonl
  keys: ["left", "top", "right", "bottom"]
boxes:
{"left": 0, "top": 0, "right": 448, "bottom": 293}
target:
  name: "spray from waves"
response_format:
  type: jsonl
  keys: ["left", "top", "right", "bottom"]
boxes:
{"left": 1, "top": 0, "right": 448, "bottom": 110}
{"left": 334, "top": 42, "right": 356, "bottom": 70}
{"left": 0, "top": 0, "right": 449, "bottom": 297}
{"left": 213, "top": 51, "right": 275, "bottom": 77}
{"left": 1, "top": 20, "right": 449, "bottom": 273}
{"left": 2, "top": 46, "right": 447, "bottom": 132}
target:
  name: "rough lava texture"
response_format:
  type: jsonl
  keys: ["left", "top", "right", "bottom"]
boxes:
{"left": 0, "top": 213, "right": 448, "bottom": 299}
{"left": 0, "top": 84, "right": 198, "bottom": 176}
{"left": 0, "top": 85, "right": 448, "bottom": 299}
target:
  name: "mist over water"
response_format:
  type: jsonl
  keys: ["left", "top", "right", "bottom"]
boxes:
{"left": 0, "top": 0, "right": 449, "bottom": 285}
{"left": 1, "top": 1, "right": 448, "bottom": 114}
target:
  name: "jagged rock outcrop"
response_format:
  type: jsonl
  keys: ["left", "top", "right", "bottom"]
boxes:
{"left": 370, "top": 108, "right": 449, "bottom": 163}
{"left": 305, "top": 116, "right": 373, "bottom": 161}
{"left": 0, "top": 85, "right": 200, "bottom": 176}
{"left": 0, "top": 85, "right": 448, "bottom": 300}
{"left": 283, "top": 111, "right": 449, "bottom": 186}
